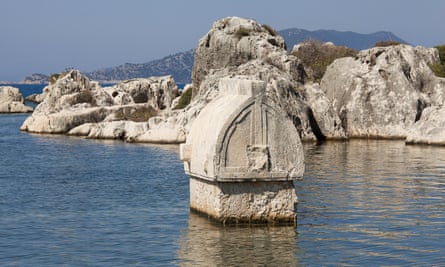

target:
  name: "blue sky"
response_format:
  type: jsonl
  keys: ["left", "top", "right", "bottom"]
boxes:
{"left": 1, "top": 0, "right": 444, "bottom": 81}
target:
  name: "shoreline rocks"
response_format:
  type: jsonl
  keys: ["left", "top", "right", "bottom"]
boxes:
{"left": 316, "top": 44, "right": 445, "bottom": 142}
{"left": 20, "top": 70, "right": 181, "bottom": 142}
{"left": 17, "top": 16, "right": 445, "bottom": 146}
{"left": 0, "top": 86, "right": 33, "bottom": 113}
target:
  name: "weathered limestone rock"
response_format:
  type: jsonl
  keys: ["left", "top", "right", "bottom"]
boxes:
{"left": 189, "top": 17, "right": 338, "bottom": 142}
{"left": 192, "top": 16, "right": 305, "bottom": 97}
{"left": 303, "top": 83, "right": 346, "bottom": 139}
{"left": 104, "top": 77, "right": 179, "bottom": 107}
{"left": 0, "top": 86, "right": 33, "bottom": 113}
{"left": 20, "top": 70, "right": 179, "bottom": 135}
{"left": 25, "top": 88, "right": 49, "bottom": 103}
{"left": 180, "top": 78, "right": 304, "bottom": 224}
{"left": 69, "top": 120, "right": 149, "bottom": 141}
{"left": 406, "top": 78, "right": 445, "bottom": 145}
{"left": 133, "top": 115, "right": 187, "bottom": 143}
{"left": 19, "top": 17, "right": 445, "bottom": 146}
{"left": 319, "top": 44, "right": 443, "bottom": 139}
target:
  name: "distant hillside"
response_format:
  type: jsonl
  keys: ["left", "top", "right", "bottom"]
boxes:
{"left": 22, "top": 29, "right": 408, "bottom": 84}
{"left": 279, "top": 28, "right": 407, "bottom": 51}
{"left": 85, "top": 49, "right": 195, "bottom": 84}
{"left": 20, "top": 73, "right": 49, "bottom": 84}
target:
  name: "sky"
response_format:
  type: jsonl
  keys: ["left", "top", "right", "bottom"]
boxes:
{"left": 1, "top": 0, "right": 444, "bottom": 82}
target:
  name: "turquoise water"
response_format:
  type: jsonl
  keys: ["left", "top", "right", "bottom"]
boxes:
{"left": 1, "top": 113, "right": 445, "bottom": 265}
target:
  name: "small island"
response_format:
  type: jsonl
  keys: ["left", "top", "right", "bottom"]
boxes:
{"left": 0, "top": 86, "right": 33, "bottom": 113}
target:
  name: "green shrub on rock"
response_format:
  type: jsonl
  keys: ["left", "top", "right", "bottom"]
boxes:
{"left": 173, "top": 87, "right": 192, "bottom": 110}
{"left": 374, "top": 41, "right": 402, "bottom": 47}
{"left": 292, "top": 40, "right": 357, "bottom": 82}
{"left": 430, "top": 44, "right": 445, "bottom": 78}
{"left": 50, "top": 73, "right": 62, "bottom": 85}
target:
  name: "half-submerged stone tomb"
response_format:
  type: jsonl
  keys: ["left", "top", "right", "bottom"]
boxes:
{"left": 180, "top": 78, "right": 304, "bottom": 224}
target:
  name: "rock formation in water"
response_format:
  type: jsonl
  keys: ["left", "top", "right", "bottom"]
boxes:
{"left": 189, "top": 17, "right": 329, "bottom": 141}
{"left": 314, "top": 44, "right": 445, "bottom": 142}
{"left": 0, "top": 86, "right": 33, "bottom": 113}
{"left": 20, "top": 70, "right": 180, "bottom": 141}
{"left": 189, "top": 17, "right": 445, "bottom": 144}
{"left": 19, "top": 16, "right": 445, "bottom": 146}
{"left": 25, "top": 91, "right": 48, "bottom": 104}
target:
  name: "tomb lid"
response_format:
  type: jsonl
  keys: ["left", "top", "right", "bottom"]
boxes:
{"left": 180, "top": 78, "right": 304, "bottom": 182}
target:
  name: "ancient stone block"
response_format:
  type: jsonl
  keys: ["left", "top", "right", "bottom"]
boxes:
{"left": 180, "top": 78, "right": 304, "bottom": 224}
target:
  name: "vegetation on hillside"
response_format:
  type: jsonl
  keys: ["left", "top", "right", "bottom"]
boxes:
{"left": 280, "top": 28, "right": 407, "bottom": 51}
{"left": 292, "top": 40, "right": 357, "bottom": 81}
{"left": 374, "top": 41, "right": 402, "bottom": 47}
{"left": 430, "top": 44, "right": 445, "bottom": 78}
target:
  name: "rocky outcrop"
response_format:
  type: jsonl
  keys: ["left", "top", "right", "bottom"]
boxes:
{"left": 315, "top": 44, "right": 444, "bottom": 140}
{"left": 192, "top": 23, "right": 444, "bottom": 144}
{"left": 18, "top": 17, "right": 445, "bottom": 146}
{"left": 189, "top": 17, "right": 328, "bottom": 141}
{"left": 0, "top": 86, "right": 33, "bottom": 113}
{"left": 192, "top": 17, "right": 305, "bottom": 96}
{"left": 405, "top": 78, "right": 445, "bottom": 145}
{"left": 25, "top": 92, "right": 47, "bottom": 104}
{"left": 20, "top": 70, "right": 180, "bottom": 139}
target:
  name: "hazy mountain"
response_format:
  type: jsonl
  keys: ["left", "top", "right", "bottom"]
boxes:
{"left": 20, "top": 73, "right": 49, "bottom": 84}
{"left": 85, "top": 49, "right": 195, "bottom": 84}
{"left": 280, "top": 28, "right": 407, "bottom": 51}
{"left": 23, "top": 29, "right": 407, "bottom": 84}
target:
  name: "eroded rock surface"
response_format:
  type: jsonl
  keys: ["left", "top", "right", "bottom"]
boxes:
{"left": 20, "top": 70, "right": 179, "bottom": 141}
{"left": 18, "top": 16, "right": 445, "bottom": 146}
{"left": 317, "top": 44, "right": 444, "bottom": 140}
{"left": 192, "top": 17, "right": 305, "bottom": 93}
{"left": 0, "top": 86, "right": 33, "bottom": 113}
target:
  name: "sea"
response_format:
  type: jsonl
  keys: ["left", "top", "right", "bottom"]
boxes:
{"left": 1, "top": 84, "right": 444, "bottom": 266}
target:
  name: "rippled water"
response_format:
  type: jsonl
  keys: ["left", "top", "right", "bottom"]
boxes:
{"left": 1, "top": 114, "right": 444, "bottom": 266}
{"left": 296, "top": 141, "right": 445, "bottom": 266}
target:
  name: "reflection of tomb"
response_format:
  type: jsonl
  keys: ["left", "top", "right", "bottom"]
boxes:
{"left": 177, "top": 213, "right": 299, "bottom": 266}
{"left": 180, "top": 78, "right": 304, "bottom": 224}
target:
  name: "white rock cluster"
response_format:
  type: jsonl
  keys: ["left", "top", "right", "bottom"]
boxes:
{"left": 20, "top": 70, "right": 181, "bottom": 142}
{"left": 18, "top": 16, "right": 445, "bottom": 146}
{"left": 312, "top": 44, "right": 445, "bottom": 144}
{"left": 0, "top": 86, "right": 33, "bottom": 113}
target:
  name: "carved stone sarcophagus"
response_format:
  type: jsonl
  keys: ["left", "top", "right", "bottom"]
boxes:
{"left": 180, "top": 78, "right": 304, "bottom": 224}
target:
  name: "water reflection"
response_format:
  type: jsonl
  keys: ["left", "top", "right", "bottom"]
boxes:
{"left": 178, "top": 212, "right": 299, "bottom": 266}
{"left": 178, "top": 140, "right": 445, "bottom": 266}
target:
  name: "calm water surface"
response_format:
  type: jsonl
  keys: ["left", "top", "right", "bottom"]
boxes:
{"left": 1, "top": 114, "right": 444, "bottom": 266}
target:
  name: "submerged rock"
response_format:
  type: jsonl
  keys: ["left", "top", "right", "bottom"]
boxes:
{"left": 0, "top": 86, "right": 33, "bottom": 113}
